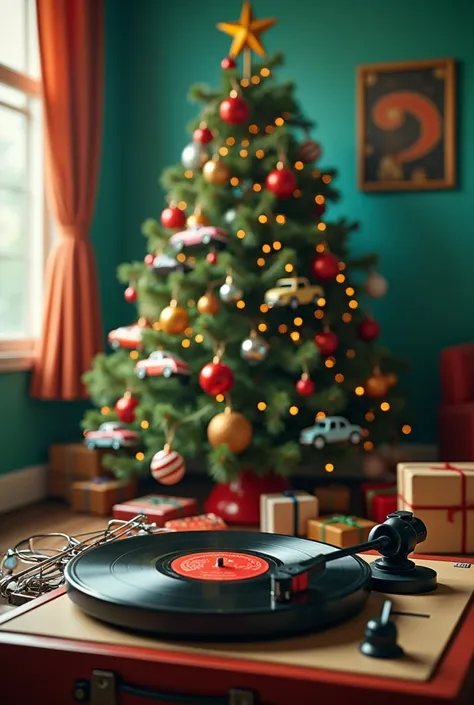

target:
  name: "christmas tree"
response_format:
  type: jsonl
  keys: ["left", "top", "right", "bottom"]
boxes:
{"left": 82, "top": 2, "right": 409, "bottom": 501}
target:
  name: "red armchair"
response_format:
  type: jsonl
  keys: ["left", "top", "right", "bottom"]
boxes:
{"left": 439, "top": 343, "right": 474, "bottom": 460}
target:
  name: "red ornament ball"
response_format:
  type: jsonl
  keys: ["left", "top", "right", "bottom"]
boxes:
{"left": 358, "top": 317, "right": 380, "bottom": 342}
{"left": 124, "top": 286, "right": 137, "bottom": 303}
{"left": 199, "top": 361, "right": 235, "bottom": 396}
{"left": 265, "top": 168, "right": 297, "bottom": 199}
{"left": 221, "top": 57, "right": 236, "bottom": 70}
{"left": 312, "top": 253, "right": 340, "bottom": 281}
{"left": 314, "top": 202, "right": 326, "bottom": 218}
{"left": 115, "top": 394, "right": 139, "bottom": 424}
{"left": 151, "top": 448, "right": 186, "bottom": 485}
{"left": 193, "top": 125, "right": 214, "bottom": 144}
{"left": 206, "top": 251, "right": 218, "bottom": 265}
{"left": 219, "top": 96, "right": 250, "bottom": 126}
{"left": 314, "top": 330, "right": 338, "bottom": 357}
{"left": 144, "top": 254, "right": 154, "bottom": 267}
{"left": 160, "top": 206, "right": 186, "bottom": 230}
{"left": 296, "top": 376, "right": 315, "bottom": 397}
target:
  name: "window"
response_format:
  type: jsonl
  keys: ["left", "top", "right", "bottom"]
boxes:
{"left": 0, "top": 0, "right": 47, "bottom": 371}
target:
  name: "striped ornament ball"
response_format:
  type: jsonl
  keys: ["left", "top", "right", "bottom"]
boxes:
{"left": 150, "top": 447, "right": 186, "bottom": 485}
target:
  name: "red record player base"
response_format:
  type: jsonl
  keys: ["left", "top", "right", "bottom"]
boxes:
{"left": 204, "top": 469, "right": 290, "bottom": 524}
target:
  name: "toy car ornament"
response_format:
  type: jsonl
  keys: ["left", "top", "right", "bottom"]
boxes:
{"left": 84, "top": 422, "right": 139, "bottom": 451}
{"left": 299, "top": 416, "right": 362, "bottom": 450}
{"left": 108, "top": 324, "right": 146, "bottom": 350}
{"left": 151, "top": 254, "right": 193, "bottom": 276}
{"left": 264, "top": 277, "right": 324, "bottom": 309}
{"left": 135, "top": 350, "right": 191, "bottom": 381}
{"left": 169, "top": 225, "right": 229, "bottom": 252}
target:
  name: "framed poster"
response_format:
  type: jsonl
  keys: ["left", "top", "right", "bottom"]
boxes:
{"left": 357, "top": 58, "right": 456, "bottom": 191}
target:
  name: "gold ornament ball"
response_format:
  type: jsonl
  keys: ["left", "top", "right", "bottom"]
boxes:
{"left": 365, "top": 374, "right": 390, "bottom": 399}
{"left": 207, "top": 410, "right": 253, "bottom": 454}
{"left": 197, "top": 292, "right": 220, "bottom": 315}
{"left": 203, "top": 159, "right": 230, "bottom": 186}
{"left": 159, "top": 305, "right": 189, "bottom": 335}
{"left": 187, "top": 212, "right": 210, "bottom": 228}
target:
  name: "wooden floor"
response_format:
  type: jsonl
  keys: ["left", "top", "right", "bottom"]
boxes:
{"left": 0, "top": 500, "right": 109, "bottom": 553}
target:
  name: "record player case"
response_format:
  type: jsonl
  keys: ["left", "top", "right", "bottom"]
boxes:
{"left": 1, "top": 553, "right": 474, "bottom": 705}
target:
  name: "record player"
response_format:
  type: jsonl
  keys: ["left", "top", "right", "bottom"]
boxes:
{"left": 1, "top": 510, "right": 474, "bottom": 705}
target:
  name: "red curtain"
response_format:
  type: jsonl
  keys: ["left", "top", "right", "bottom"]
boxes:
{"left": 31, "top": 0, "right": 104, "bottom": 399}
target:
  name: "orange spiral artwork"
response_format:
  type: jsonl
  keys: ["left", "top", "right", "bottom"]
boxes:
{"left": 371, "top": 91, "right": 443, "bottom": 181}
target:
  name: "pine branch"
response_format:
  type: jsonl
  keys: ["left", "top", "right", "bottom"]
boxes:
{"left": 208, "top": 445, "right": 240, "bottom": 483}
{"left": 271, "top": 441, "right": 302, "bottom": 476}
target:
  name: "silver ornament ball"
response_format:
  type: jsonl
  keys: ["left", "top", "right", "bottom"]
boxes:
{"left": 224, "top": 209, "right": 237, "bottom": 224}
{"left": 181, "top": 142, "right": 210, "bottom": 171}
{"left": 365, "top": 271, "right": 388, "bottom": 299}
{"left": 219, "top": 276, "right": 243, "bottom": 303}
{"left": 241, "top": 333, "right": 269, "bottom": 364}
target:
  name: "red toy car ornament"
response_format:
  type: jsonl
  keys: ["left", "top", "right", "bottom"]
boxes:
{"left": 108, "top": 324, "right": 146, "bottom": 350}
{"left": 169, "top": 226, "right": 229, "bottom": 252}
{"left": 135, "top": 350, "right": 191, "bottom": 381}
{"left": 84, "top": 422, "right": 139, "bottom": 451}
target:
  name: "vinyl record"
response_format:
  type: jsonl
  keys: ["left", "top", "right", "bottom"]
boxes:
{"left": 65, "top": 531, "right": 371, "bottom": 641}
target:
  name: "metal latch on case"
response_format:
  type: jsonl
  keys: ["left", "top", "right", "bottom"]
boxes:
{"left": 73, "top": 671, "right": 116, "bottom": 705}
{"left": 73, "top": 669, "right": 258, "bottom": 704}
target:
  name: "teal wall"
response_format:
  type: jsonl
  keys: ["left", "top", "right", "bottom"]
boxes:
{"left": 0, "top": 0, "right": 126, "bottom": 475}
{"left": 1, "top": 0, "right": 473, "bottom": 474}
{"left": 119, "top": 0, "right": 474, "bottom": 445}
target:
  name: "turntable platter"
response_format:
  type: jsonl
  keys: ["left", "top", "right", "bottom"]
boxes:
{"left": 65, "top": 531, "right": 371, "bottom": 640}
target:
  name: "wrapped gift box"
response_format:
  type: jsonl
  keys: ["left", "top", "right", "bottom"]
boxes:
{"left": 314, "top": 484, "right": 350, "bottom": 514}
{"left": 371, "top": 489, "right": 397, "bottom": 524}
{"left": 71, "top": 478, "right": 136, "bottom": 516}
{"left": 48, "top": 443, "right": 113, "bottom": 502}
{"left": 165, "top": 513, "right": 227, "bottom": 531}
{"left": 260, "top": 491, "right": 318, "bottom": 536}
{"left": 397, "top": 462, "right": 474, "bottom": 554}
{"left": 49, "top": 443, "right": 83, "bottom": 474}
{"left": 72, "top": 445, "right": 114, "bottom": 480}
{"left": 307, "top": 515, "right": 376, "bottom": 548}
{"left": 48, "top": 472, "right": 73, "bottom": 503}
{"left": 113, "top": 494, "right": 197, "bottom": 525}
{"left": 361, "top": 482, "right": 397, "bottom": 522}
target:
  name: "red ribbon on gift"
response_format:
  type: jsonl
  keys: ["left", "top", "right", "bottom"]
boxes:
{"left": 398, "top": 462, "right": 474, "bottom": 553}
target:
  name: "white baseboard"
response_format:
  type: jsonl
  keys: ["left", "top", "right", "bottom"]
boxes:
{"left": 0, "top": 465, "right": 48, "bottom": 515}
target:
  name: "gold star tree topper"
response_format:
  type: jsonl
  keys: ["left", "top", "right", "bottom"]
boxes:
{"left": 217, "top": 1, "right": 277, "bottom": 58}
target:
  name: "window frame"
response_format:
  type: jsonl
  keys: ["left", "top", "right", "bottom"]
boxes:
{"left": 0, "top": 58, "right": 49, "bottom": 372}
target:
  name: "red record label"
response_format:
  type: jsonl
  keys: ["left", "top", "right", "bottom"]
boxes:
{"left": 171, "top": 551, "right": 269, "bottom": 581}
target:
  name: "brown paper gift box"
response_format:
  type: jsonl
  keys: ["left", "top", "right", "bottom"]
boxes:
{"left": 71, "top": 478, "right": 136, "bottom": 516}
{"left": 307, "top": 515, "right": 376, "bottom": 548}
{"left": 72, "top": 445, "right": 114, "bottom": 480}
{"left": 48, "top": 472, "right": 73, "bottom": 502}
{"left": 48, "top": 443, "right": 113, "bottom": 485}
{"left": 314, "top": 484, "right": 350, "bottom": 514}
{"left": 397, "top": 462, "right": 474, "bottom": 554}
{"left": 260, "top": 491, "right": 318, "bottom": 536}
{"left": 49, "top": 443, "right": 83, "bottom": 474}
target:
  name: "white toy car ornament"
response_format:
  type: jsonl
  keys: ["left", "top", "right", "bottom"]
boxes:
{"left": 299, "top": 416, "right": 362, "bottom": 449}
